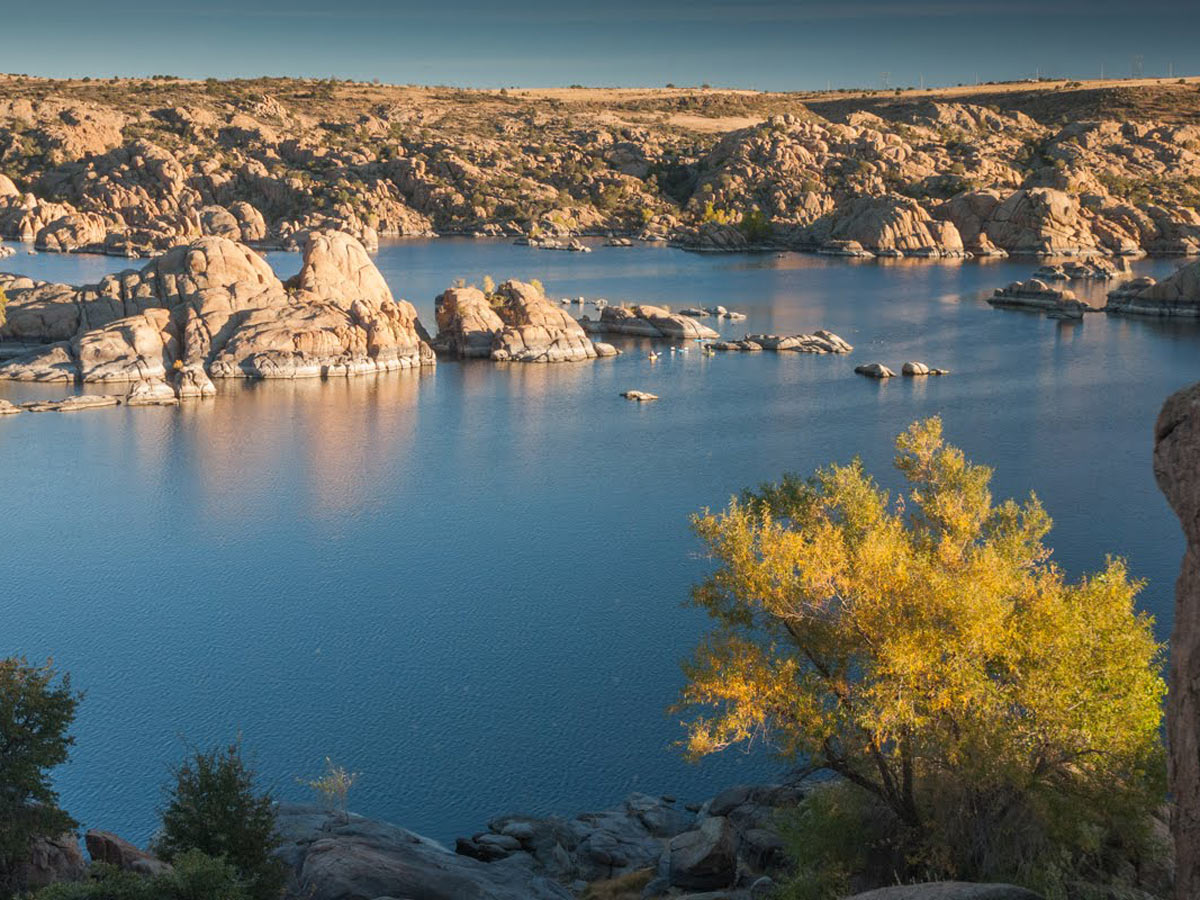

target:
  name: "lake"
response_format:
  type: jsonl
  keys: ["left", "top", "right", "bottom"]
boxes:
{"left": 2, "top": 238, "right": 1199, "bottom": 846}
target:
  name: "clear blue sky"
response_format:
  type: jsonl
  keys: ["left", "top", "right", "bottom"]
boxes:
{"left": 3, "top": 0, "right": 1196, "bottom": 90}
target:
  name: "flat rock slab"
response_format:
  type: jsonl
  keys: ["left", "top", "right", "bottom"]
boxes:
{"left": 621, "top": 390, "right": 658, "bottom": 402}
{"left": 21, "top": 394, "right": 121, "bottom": 412}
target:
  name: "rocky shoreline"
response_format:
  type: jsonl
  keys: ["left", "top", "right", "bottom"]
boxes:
{"left": 27, "top": 779, "right": 1040, "bottom": 900}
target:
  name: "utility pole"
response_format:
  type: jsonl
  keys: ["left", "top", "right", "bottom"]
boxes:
{"left": 919, "top": 72, "right": 924, "bottom": 90}
{"left": 879, "top": 71, "right": 890, "bottom": 90}
{"left": 1132, "top": 54, "right": 1144, "bottom": 79}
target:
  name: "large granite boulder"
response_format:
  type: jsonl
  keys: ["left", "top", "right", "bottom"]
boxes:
{"left": 275, "top": 804, "right": 570, "bottom": 900}
{"left": 489, "top": 279, "right": 597, "bottom": 362}
{"left": 828, "top": 194, "right": 965, "bottom": 257}
{"left": 1155, "top": 380, "right": 1200, "bottom": 899}
{"left": 434, "top": 287, "right": 506, "bottom": 358}
{"left": 983, "top": 188, "right": 1095, "bottom": 256}
{"left": 666, "top": 815, "right": 738, "bottom": 890}
{"left": 84, "top": 829, "right": 171, "bottom": 876}
{"left": 9, "top": 833, "right": 86, "bottom": 891}
{"left": 588, "top": 305, "right": 718, "bottom": 340}
{"left": 73, "top": 309, "right": 177, "bottom": 382}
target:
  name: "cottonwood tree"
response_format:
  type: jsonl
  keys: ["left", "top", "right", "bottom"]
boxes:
{"left": 0, "top": 657, "right": 79, "bottom": 896}
{"left": 678, "top": 418, "right": 1166, "bottom": 889}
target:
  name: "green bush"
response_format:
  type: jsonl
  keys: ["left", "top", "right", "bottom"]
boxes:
{"left": 0, "top": 658, "right": 79, "bottom": 897}
{"left": 31, "top": 851, "right": 249, "bottom": 900}
{"left": 152, "top": 743, "right": 284, "bottom": 900}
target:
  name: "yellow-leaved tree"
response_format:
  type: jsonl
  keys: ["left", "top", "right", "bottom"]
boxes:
{"left": 678, "top": 418, "right": 1166, "bottom": 896}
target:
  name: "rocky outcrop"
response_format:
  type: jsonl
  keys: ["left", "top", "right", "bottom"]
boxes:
{"left": 488, "top": 280, "right": 599, "bottom": 363}
{"left": 1107, "top": 260, "right": 1200, "bottom": 316}
{"left": 1154, "top": 381, "right": 1200, "bottom": 900}
{"left": 584, "top": 305, "right": 720, "bottom": 340}
{"left": 275, "top": 804, "right": 571, "bottom": 900}
{"left": 434, "top": 287, "right": 506, "bottom": 358}
{"left": 9, "top": 833, "right": 86, "bottom": 891}
{"left": 989, "top": 279, "right": 1090, "bottom": 315}
{"left": 0, "top": 231, "right": 436, "bottom": 384}
{"left": 710, "top": 331, "right": 852, "bottom": 354}
{"left": 433, "top": 280, "right": 602, "bottom": 363}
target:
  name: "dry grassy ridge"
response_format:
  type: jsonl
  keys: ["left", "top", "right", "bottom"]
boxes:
{"left": 1, "top": 74, "right": 1199, "bottom": 257}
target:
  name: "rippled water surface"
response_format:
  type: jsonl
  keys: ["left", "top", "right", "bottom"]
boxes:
{"left": 2, "top": 239, "right": 1199, "bottom": 845}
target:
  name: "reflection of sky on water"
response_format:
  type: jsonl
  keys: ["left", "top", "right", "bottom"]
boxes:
{"left": 1, "top": 238, "right": 1198, "bottom": 846}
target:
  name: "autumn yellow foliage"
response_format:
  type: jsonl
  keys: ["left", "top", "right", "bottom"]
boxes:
{"left": 679, "top": 417, "right": 1166, "bottom": 891}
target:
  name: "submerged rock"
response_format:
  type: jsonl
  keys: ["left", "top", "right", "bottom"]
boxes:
{"left": 21, "top": 394, "right": 121, "bottom": 412}
{"left": 620, "top": 390, "right": 658, "bottom": 402}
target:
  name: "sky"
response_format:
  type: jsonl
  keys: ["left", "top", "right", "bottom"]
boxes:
{"left": 1, "top": 0, "right": 1197, "bottom": 91}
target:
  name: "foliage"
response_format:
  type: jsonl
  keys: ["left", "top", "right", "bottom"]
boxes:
{"left": 529, "top": 278, "right": 545, "bottom": 296}
{"left": 31, "top": 851, "right": 249, "bottom": 900}
{"left": 300, "top": 757, "right": 358, "bottom": 818}
{"left": 481, "top": 275, "right": 495, "bottom": 296}
{"left": 0, "top": 286, "right": 7, "bottom": 328}
{"left": 677, "top": 418, "right": 1167, "bottom": 897}
{"left": 0, "top": 658, "right": 79, "bottom": 897}
{"left": 153, "top": 743, "right": 284, "bottom": 900}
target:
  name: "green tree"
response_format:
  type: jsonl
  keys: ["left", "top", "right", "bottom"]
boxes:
{"left": 33, "top": 850, "right": 249, "bottom": 900}
{"left": 0, "top": 657, "right": 79, "bottom": 897}
{"left": 678, "top": 418, "right": 1166, "bottom": 896}
{"left": 153, "top": 743, "right": 285, "bottom": 900}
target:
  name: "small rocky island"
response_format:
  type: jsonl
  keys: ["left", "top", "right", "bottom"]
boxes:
{"left": 0, "top": 231, "right": 638, "bottom": 408}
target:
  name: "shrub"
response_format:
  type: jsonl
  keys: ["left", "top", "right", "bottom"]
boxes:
{"left": 300, "top": 758, "right": 358, "bottom": 819}
{"left": 0, "top": 658, "right": 79, "bottom": 897}
{"left": 32, "top": 850, "right": 249, "bottom": 900}
{"left": 153, "top": 743, "right": 285, "bottom": 900}
{"left": 677, "top": 417, "right": 1167, "bottom": 898}
{"left": 0, "top": 286, "right": 7, "bottom": 328}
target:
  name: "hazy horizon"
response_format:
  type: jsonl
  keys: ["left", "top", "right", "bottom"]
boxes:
{"left": 2, "top": 0, "right": 1197, "bottom": 92}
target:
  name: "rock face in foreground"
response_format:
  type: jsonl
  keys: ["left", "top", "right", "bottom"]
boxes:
{"left": 0, "top": 231, "right": 436, "bottom": 387}
{"left": 846, "top": 885, "right": 1043, "bottom": 900}
{"left": 1108, "top": 259, "right": 1200, "bottom": 316}
{"left": 1154, "top": 380, "right": 1200, "bottom": 900}
{"left": 275, "top": 804, "right": 571, "bottom": 900}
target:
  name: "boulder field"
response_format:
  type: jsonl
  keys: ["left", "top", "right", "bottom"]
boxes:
{"left": 1, "top": 81, "right": 1199, "bottom": 259}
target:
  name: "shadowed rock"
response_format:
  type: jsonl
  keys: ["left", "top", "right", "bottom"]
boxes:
{"left": 1154, "top": 380, "right": 1200, "bottom": 899}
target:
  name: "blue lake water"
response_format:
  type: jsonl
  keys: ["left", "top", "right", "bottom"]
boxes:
{"left": 2, "top": 238, "right": 1199, "bottom": 846}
